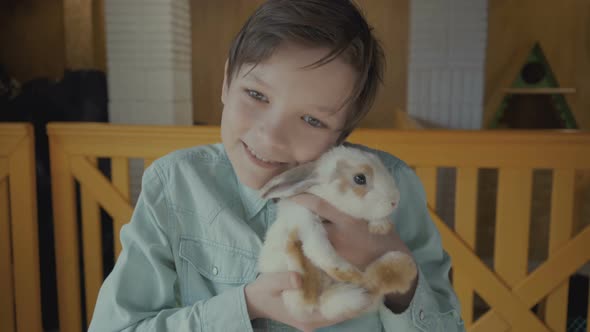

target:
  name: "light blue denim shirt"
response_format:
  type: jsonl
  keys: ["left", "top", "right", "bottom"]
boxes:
{"left": 89, "top": 143, "right": 465, "bottom": 332}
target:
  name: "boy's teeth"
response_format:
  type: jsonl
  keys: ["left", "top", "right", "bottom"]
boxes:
{"left": 248, "top": 146, "right": 276, "bottom": 164}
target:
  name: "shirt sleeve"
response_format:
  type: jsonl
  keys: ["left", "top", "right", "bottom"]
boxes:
{"left": 88, "top": 164, "right": 254, "bottom": 332}
{"left": 378, "top": 162, "right": 465, "bottom": 332}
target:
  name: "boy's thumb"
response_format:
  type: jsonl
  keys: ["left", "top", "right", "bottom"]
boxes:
{"left": 289, "top": 272, "right": 302, "bottom": 289}
{"left": 270, "top": 272, "right": 302, "bottom": 293}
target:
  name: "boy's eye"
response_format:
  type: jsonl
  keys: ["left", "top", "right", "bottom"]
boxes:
{"left": 302, "top": 115, "right": 325, "bottom": 128}
{"left": 246, "top": 89, "right": 269, "bottom": 103}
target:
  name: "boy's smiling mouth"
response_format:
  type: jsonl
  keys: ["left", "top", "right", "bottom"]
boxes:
{"left": 242, "top": 141, "right": 287, "bottom": 168}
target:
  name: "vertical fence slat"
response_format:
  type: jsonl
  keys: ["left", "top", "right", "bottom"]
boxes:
{"left": 9, "top": 136, "right": 43, "bottom": 332}
{"left": 112, "top": 158, "right": 130, "bottom": 258}
{"left": 494, "top": 168, "right": 533, "bottom": 332}
{"left": 453, "top": 167, "right": 478, "bottom": 328}
{"left": 0, "top": 174, "right": 15, "bottom": 332}
{"left": 81, "top": 157, "right": 104, "bottom": 326}
{"left": 416, "top": 167, "right": 438, "bottom": 209}
{"left": 495, "top": 168, "right": 533, "bottom": 284}
{"left": 50, "top": 138, "right": 83, "bottom": 332}
{"left": 544, "top": 170, "right": 575, "bottom": 332}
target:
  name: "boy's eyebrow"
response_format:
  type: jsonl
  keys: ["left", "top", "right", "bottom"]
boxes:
{"left": 245, "top": 73, "right": 272, "bottom": 89}
{"left": 307, "top": 104, "right": 339, "bottom": 113}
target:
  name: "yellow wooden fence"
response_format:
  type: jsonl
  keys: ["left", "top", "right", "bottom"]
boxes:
{"left": 47, "top": 122, "right": 590, "bottom": 332}
{"left": 0, "top": 123, "right": 42, "bottom": 332}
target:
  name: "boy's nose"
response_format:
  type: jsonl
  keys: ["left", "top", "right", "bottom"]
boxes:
{"left": 256, "top": 112, "right": 290, "bottom": 148}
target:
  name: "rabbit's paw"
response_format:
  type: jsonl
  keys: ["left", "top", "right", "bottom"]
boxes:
{"left": 283, "top": 289, "right": 316, "bottom": 322}
{"left": 368, "top": 219, "right": 393, "bottom": 235}
{"left": 364, "top": 251, "right": 417, "bottom": 294}
{"left": 319, "top": 284, "right": 372, "bottom": 320}
{"left": 327, "top": 266, "right": 363, "bottom": 284}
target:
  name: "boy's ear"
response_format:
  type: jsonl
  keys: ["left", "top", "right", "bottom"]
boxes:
{"left": 221, "top": 60, "right": 229, "bottom": 105}
{"left": 259, "top": 162, "right": 319, "bottom": 199}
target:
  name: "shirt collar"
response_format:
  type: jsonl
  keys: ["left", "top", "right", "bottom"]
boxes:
{"left": 237, "top": 181, "right": 267, "bottom": 220}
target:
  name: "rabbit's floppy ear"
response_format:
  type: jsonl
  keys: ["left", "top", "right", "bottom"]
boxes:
{"left": 259, "top": 161, "right": 319, "bottom": 199}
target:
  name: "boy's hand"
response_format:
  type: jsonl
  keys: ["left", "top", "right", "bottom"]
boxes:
{"left": 288, "top": 193, "right": 418, "bottom": 312}
{"left": 244, "top": 272, "right": 365, "bottom": 332}
{"left": 289, "top": 193, "right": 413, "bottom": 269}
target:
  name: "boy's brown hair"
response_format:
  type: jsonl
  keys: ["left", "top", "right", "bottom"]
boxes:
{"left": 226, "top": 0, "right": 385, "bottom": 141}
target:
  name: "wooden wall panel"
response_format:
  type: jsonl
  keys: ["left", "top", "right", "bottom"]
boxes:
{"left": 356, "top": 0, "right": 409, "bottom": 128}
{"left": 574, "top": 0, "right": 590, "bottom": 131}
{"left": 190, "top": 0, "right": 409, "bottom": 128}
{"left": 62, "top": 0, "right": 106, "bottom": 71}
{"left": 190, "top": 1, "right": 264, "bottom": 125}
{"left": 0, "top": 0, "right": 66, "bottom": 82}
{"left": 93, "top": 0, "right": 107, "bottom": 72}
{"left": 0, "top": 0, "right": 106, "bottom": 82}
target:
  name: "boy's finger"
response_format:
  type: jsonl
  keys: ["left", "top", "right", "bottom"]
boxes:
{"left": 289, "top": 272, "right": 302, "bottom": 289}
{"left": 266, "top": 272, "right": 302, "bottom": 293}
{"left": 290, "top": 194, "right": 357, "bottom": 226}
{"left": 289, "top": 193, "right": 319, "bottom": 211}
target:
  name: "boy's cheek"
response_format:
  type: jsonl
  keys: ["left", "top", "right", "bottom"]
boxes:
{"left": 227, "top": 97, "right": 259, "bottom": 119}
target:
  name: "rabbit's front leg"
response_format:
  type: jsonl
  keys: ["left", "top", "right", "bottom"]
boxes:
{"left": 281, "top": 228, "right": 323, "bottom": 321}
{"left": 258, "top": 219, "right": 291, "bottom": 273}
{"left": 368, "top": 216, "right": 394, "bottom": 235}
{"left": 297, "top": 216, "right": 363, "bottom": 284}
{"left": 318, "top": 283, "right": 372, "bottom": 320}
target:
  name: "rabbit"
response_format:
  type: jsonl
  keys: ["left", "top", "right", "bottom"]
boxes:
{"left": 257, "top": 145, "right": 418, "bottom": 321}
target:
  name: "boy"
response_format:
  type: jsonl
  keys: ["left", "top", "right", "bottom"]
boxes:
{"left": 89, "top": 0, "right": 464, "bottom": 331}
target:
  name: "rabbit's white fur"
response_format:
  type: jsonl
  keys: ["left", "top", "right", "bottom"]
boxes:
{"left": 257, "top": 146, "right": 418, "bottom": 321}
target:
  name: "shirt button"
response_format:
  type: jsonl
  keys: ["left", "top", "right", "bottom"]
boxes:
{"left": 212, "top": 266, "right": 219, "bottom": 275}
{"left": 419, "top": 309, "right": 425, "bottom": 321}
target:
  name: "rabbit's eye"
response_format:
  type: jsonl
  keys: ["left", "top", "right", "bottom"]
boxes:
{"left": 353, "top": 174, "right": 366, "bottom": 185}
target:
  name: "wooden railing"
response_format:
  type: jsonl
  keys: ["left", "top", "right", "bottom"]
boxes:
{"left": 47, "top": 122, "right": 590, "bottom": 332}
{"left": 0, "top": 124, "right": 42, "bottom": 332}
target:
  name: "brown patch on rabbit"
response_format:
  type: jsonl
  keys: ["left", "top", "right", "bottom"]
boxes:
{"left": 360, "top": 164, "right": 374, "bottom": 179}
{"left": 286, "top": 229, "right": 322, "bottom": 304}
{"left": 362, "top": 252, "right": 417, "bottom": 296}
{"left": 333, "top": 160, "right": 352, "bottom": 193}
{"left": 326, "top": 267, "right": 363, "bottom": 284}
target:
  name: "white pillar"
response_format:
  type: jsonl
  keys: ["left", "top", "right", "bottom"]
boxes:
{"left": 407, "top": 0, "right": 487, "bottom": 130}
{"left": 105, "top": 0, "right": 193, "bottom": 125}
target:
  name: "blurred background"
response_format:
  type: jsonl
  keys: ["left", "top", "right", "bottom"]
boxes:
{"left": 2, "top": 0, "right": 589, "bottom": 130}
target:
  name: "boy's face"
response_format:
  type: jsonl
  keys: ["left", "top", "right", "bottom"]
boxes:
{"left": 221, "top": 43, "right": 357, "bottom": 189}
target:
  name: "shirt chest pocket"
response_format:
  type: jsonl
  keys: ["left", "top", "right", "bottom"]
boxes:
{"left": 179, "top": 237, "right": 258, "bottom": 303}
